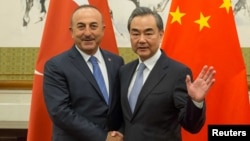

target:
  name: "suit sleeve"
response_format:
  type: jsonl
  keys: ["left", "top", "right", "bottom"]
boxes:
{"left": 174, "top": 67, "right": 205, "bottom": 133}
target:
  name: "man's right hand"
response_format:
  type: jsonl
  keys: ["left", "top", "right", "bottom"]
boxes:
{"left": 106, "top": 131, "right": 123, "bottom": 141}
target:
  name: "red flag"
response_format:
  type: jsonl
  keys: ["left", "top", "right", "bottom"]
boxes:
{"left": 162, "top": 0, "right": 250, "bottom": 141}
{"left": 27, "top": 0, "right": 117, "bottom": 141}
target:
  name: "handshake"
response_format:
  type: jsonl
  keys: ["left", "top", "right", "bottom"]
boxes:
{"left": 106, "top": 131, "right": 123, "bottom": 141}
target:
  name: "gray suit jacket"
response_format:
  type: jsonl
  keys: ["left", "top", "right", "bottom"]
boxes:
{"left": 119, "top": 51, "right": 205, "bottom": 141}
{"left": 43, "top": 46, "right": 124, "bottom": 141}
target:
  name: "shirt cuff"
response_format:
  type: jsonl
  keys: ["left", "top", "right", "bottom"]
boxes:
{"left": 192, "top": 100, "right": 204, "bottom": 109}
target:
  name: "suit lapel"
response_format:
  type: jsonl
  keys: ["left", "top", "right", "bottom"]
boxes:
{"left": 68, "top": 47, "right": 107, "bottom": 103}
{"left": 132, "top": 54, "right": 169, "bottom": 116}
{"left": 122, "top": 61, "right": 139, "bottom": 117}
{"left": 101, "top": 50, "right": 113, "bottom": 105}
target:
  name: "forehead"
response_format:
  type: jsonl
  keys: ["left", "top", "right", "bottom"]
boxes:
{"left": 72, "top": 7, "right": 102, "bottom": 23}
{"left": 130, "top": 15, "right": 157, "bottom": 30}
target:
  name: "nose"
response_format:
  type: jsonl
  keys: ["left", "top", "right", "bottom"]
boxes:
{"left": 138, "top": 35, "right": 146, "bottom": 43}
{"left": 84, "top": 27, "right": 91, "bottom": 36}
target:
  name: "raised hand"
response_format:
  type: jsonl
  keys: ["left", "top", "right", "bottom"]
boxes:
{"left": 186, "top": 65, "right": 216, "bottom": 102}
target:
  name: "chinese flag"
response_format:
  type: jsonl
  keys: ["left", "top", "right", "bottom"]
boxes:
{"left": 162, "top": 0, "right": 250, "bottom": 141}
{"left": 27, "top": 0, "right": 117, "bottom": 141}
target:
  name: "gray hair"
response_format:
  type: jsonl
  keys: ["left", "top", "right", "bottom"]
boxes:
{"left": 127, "top": 7, "right": 164, "bottom": 31}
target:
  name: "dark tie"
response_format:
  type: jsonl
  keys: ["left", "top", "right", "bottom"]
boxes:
{"left": 128, "top": 63, "right": 146, "bottom": 112}
{"left": 89, "top": 56, "right": 109, "bottom": 105}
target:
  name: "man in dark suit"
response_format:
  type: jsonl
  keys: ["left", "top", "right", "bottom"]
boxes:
{"left": 43, "top": 5, "right": 124, "bottom": 141}
{"left": 117, "top": 7, "right": 216, "bottom": 141}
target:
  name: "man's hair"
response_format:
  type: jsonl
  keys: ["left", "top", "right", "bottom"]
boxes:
{"left": 70, "top": 4, "right": 103, "bottom": 26}
{"left": 127, "top": 7, "right": 164, "bottom": 31}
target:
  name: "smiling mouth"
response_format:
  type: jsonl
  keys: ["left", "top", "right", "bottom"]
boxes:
{"left": 138, "top": 47, "right": 147, "bottom": 49}
{"left": 83, "top": 39, "right": 94, "bottom": 41}
{"left": 83, "top": 40, "right": 94, "bottom": 45}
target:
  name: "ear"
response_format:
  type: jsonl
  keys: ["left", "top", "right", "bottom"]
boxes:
{"left": 159, "top": 30, "right": 164, "bottom": 41}
{"left": 160, "top": 30, "right": 164, "bottom": 37}
{"left": 69, "top": 26, "right": 72, "bottom": 32}
{"left": 69, "top": 27, "right": 73, "bottom": 37}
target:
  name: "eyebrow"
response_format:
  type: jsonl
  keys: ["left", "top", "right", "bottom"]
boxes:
{"left": 130, "top": 28, "right": 153, "bottom": 32}
{"left": 76, "top": 22, "right": 98, "bottom": 25}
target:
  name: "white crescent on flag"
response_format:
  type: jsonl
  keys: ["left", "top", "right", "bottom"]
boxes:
{"left": 34, "top": 69, "right": 43, "bottom": 76}
{"left": 73, "top": 0, "right": 89, "bottom": 5}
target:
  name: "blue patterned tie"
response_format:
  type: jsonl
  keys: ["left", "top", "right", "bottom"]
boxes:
{"left": 129, "top": 63, "right": 146, "bottom": 112}
{"left": 89, "top": 56, "right": 109, "bottom": 105}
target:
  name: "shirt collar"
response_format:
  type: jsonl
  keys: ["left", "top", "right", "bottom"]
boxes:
{"left": 139, "top": 48, "right": 161, "bottom": 71}
{"left": 75, "top": 45, "right": 102, "bottom": 63}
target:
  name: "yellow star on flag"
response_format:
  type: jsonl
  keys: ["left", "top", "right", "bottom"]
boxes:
{"left": 194, "top": 12, "right": 211, "bottom": 31}
{"left": 220, "top": 0, "right": 232, "bottom": 13}
{"left": 170, "top": 6, "right": 186, "bottom": 24}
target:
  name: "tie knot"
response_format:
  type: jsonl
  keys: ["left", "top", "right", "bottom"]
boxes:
{"left": 89, "top": 56, "right": 98, "bottom": 64}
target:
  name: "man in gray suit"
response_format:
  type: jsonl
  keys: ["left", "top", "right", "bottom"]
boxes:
{"left": 43, "top": 5, "right": 124, "bottom": 141}
{"left": 116, "top": 7, "right": 216, "bottom": 141}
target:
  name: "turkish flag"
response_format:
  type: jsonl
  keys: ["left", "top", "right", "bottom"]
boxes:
{"left": 27, "top": 0, "right": 117, "bottom": 141}
{"left": 161, "top": 0, "right": 250, "bottom": 140}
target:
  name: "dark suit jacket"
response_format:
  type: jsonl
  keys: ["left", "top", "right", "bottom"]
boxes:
{"left": 119, "top": 51, "right": 205, "bottom": 141}
{"left": 43, "top": 46, "right": 124, "bottom": 141}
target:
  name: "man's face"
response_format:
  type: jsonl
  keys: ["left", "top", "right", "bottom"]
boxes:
{"left": 70, "top": 7, "right": 105, "bottom": 55}
{"left": 129, "top": 15, "right": 163, "bottom": 61}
